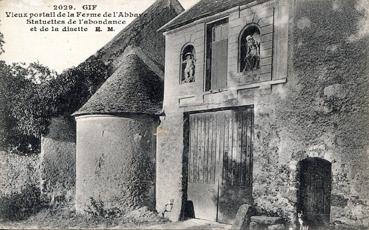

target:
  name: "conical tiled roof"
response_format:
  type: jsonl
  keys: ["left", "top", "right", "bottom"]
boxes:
{"left": 160, "top": 0, "right": 267, "bottom": 32}
{"left": 73, "top": 0, "right": 184, "bottom": 116}
{"left": 73, "top": 54, "right": 163, "bottom": 116}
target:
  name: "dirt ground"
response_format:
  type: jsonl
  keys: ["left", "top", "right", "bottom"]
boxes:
{"left": 1, "top": 206, "right": 368, "bottom": 230}
{"left": 0, "top": 205, "right": 169, "bottom": 229}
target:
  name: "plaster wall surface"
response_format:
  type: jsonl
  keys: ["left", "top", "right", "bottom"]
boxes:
{"left": 156, "top": 113, "right": 185, "bottom": 221}
{"left": 40, "top": 116, "right": 76, "bottom": 205}
{"left": 158, "top": 0, "right": 289, "bottom": 222}
{"left": 75, "top": 115, "right": 157, "bottom": 214}
{"left": 158, "top": 0, "right": 369, "bottom": 226}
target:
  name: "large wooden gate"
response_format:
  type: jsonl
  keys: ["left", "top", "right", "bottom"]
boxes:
{"left": 298, "top": 157, "right": 332, "bottom": 226}
{"left": 187, "top": 107, "right": 253, "bottom": 224}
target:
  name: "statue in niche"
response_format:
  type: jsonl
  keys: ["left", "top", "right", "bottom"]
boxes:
{"left": 242, "top": 34, "right": 260, "bottom": 72}
{"left": 240, "top": 26, "right": 261, "bottom": 73}
{"left": 182, "top": 51, "right": 195, "bottom": 83}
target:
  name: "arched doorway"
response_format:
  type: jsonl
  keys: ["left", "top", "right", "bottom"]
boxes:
{"left": 297, "top": 157, "right": 332, "bottom": 227}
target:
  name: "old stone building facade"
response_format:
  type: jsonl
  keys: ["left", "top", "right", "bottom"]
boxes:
{"left": 156, "top": 0, "right": 369, "bottom": 227}
{"left": 39, "top": 0, "right": 369, "bottom": 228}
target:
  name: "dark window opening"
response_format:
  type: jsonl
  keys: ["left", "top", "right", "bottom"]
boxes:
{"left": 205, "top": 19, "right": 229, "bottom": 91}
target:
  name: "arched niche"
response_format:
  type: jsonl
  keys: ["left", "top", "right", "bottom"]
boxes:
{"left": 239, "top": 24, "right": 261, "bottom": 73}
{"left": 180, "top": 44, "right": 196, "bottom": 83}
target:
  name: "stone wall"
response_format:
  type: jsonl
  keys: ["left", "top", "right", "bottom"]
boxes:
{"left": 276, "top": 0, "right": 369, "bottom": 225}
{"left": 158, "top": 0, "right": 369, "bottom": 227}
{"left": 75, "top": 114, "right": 158, "bottom": 214}
{"left": 40, "top": 116, "right": 76, "bottom": 206}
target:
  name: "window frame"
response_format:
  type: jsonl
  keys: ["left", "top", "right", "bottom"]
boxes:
{"left": 204, "top": 17, "right": 229, "bottom": 92}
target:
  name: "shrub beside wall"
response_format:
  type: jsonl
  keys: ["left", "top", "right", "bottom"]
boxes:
{"left": 0, "top": 151, "right": 42, "bottom": 220}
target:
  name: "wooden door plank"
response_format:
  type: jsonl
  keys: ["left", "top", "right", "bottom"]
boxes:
{"left": 198, "top": 115, "right": 203, "bottom": 183}
{"left": 239, "top": 111, "right": 243, "bottom": 186}
{"left": 207, "top": 113, "right": 211, "bottom": 184}
{"left": 201, "top": 115, "right": 206, "bottom": 184}
{"left": 230, "top": 111, "right": 234, "bottom": 186}
{"left": 246, "top": 110, "right": 252, "bottom": 188}
{"left": 210, "top": 113, "right": 216, "bottom": 184}
{"left": 193, "top": 115, "right": 198, "bottom": 183}
{"left": 237, "top": 111, "right": 242, "bottom": 185}
{"left": 204, "top": 114, "right": 209, "bottom": 184}
{"left": 189, "top": 115, "right": 193, "bottom": 183}
{"left": 240, "top": 111, "right": 246, "bottom": 186}
{"left": 215, "top": 112, "right": 221, "bottom": 185}
{"left": 203, "top": 114, "right": 207, "bottom": 184}
{"left": 241, "top": 110, "right": 248, "bottom": 186}
{"left": 223, "top": 111, "right": 229, "bottom": 185}
{"left": 218, "top": 112, "right": 225, "bottom": 187}
{"left": 207, "top": 114, "right": 212, "bottom": 184}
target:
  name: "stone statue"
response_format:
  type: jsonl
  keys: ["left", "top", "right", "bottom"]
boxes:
{"left": 183, "top": 52, "right": 195, "bottom": 83}
{"left": 243, "top": 34, "right": 260, "bottom": 72}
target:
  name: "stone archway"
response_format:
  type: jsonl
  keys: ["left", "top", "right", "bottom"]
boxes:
{"left": 297, "top": 157, "right": 332, "bottom": 227}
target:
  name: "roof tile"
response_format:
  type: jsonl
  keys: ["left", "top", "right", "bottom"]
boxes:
{"left": 160, "top": 0, "right": 268, "bottom": 32}
{"left": 74, "top": 54, "right": 163, "bottom": 116}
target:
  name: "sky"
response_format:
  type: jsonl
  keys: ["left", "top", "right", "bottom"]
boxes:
{"left": 0, "top": 0, "right": 200, "bottom": 73}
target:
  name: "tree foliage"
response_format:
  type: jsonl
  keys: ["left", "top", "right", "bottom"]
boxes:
{"left": 0, "top": 29, "right": 110, "bottom": 154}
{"left": 0, "top": 55, "right": 111, "bottom": 154}
{"left": 0, "top": 61, "right": 40, "bottom": 153}
{"left": 42, "top": 56, "right": 111, "bottom": 116}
